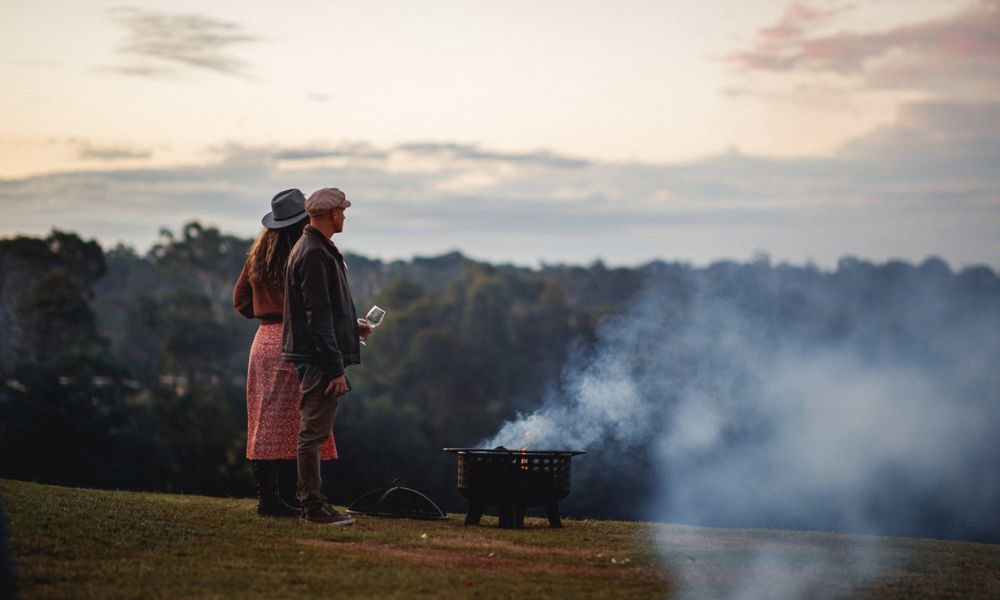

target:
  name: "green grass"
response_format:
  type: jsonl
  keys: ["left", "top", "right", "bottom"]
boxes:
{"left": 2, "top": 479, "right": 998, "bottom": 599}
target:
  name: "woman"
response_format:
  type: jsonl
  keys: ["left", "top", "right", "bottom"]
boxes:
{"left": 234, "top": 188, "right": 337, "bottom": 516}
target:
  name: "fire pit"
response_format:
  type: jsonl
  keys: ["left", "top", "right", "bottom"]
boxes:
{"left": 443, "top": 447, "right": 586, "bottom": 529}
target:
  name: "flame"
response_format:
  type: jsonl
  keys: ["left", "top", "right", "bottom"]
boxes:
{"left": 520, "top": 447, "right": 529, "bottom": 471}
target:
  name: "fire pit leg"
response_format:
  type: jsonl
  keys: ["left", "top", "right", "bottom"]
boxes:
{"left": 497, "top": 502, "right": 523, "bottom": 529}
{"left": 464, "top": 499, "right": 486, "bottom": 526}
{"left": 545, "top": 502, "right": 563, "bottom": 528}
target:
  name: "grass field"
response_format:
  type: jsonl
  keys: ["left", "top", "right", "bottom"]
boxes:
{"left": 2, "top": 479, "right": 998, "bottom": 598}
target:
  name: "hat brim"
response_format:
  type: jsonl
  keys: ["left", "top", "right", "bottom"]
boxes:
{"left": 261, "top": 209, "right": 308, "bottom": 230}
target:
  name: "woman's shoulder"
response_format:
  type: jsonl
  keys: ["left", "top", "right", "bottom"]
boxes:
{"left": 235, "top": 259, "right": 252, "bottom": 285}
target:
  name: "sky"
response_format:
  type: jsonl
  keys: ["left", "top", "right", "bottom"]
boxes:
{"left": 2, "top": 0, "right": 998, "bottom": 269}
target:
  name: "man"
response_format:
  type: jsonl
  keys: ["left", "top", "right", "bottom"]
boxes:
{"left": 282, "top": 187, "right": 371, "bottom": 524}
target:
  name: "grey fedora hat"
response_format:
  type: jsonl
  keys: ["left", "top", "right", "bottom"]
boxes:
{"left": 262, "top": 188, "right": 308, "bottom": 229}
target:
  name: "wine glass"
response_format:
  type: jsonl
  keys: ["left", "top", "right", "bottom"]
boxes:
{"left": 358, "top": 305, "right": 385, "bottom": 346}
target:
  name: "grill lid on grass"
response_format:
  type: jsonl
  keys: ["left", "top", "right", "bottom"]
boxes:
{"left": 347, "top": 478, "right": 449, "bottom": 520}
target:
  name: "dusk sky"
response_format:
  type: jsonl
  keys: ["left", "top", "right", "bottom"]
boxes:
{"left": 2, "top": 0, "right": 998, "bottom": 269}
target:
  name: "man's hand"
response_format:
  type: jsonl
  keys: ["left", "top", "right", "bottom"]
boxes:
{"left": 325, "top": 375, "right": 348, "bottom": 397}
{"left": 358, "top": 318, "right": 374, "bottom": 341}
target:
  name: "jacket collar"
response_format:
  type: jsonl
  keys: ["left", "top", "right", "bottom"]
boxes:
{"left": 304, "top": 224, "right": 335, "bottom": 248}
{"left": 303, "top": 224, "right": 347, "bottom": 268}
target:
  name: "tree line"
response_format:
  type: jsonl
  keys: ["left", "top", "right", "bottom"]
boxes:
{"left": 1, "top": 223, "right": 998, "bottom": 541}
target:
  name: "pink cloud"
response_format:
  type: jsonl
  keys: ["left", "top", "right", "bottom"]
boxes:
{"left": 729, "top": 0, "right": 1000, "bottom": 91}
{"left": 758, "top": 2, "right": 847, "bottom": 41}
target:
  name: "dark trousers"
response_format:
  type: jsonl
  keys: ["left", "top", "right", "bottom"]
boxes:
{"left": 295, "top": 365, "right": 340, "bottom": 510}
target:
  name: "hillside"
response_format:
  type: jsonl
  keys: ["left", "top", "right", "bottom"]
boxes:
{"left": 1, "top": 480, "right": 998, "bottom": 599}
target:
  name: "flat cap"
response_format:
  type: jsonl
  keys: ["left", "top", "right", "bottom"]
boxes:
{"left": 305, "top": 187, "right": 351, "bottom": 215}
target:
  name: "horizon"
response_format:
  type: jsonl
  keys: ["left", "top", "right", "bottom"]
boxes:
{"left": 8, "top": 221, "right": 993, "bottom": 276}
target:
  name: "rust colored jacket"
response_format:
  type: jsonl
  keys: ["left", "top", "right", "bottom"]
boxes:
{"left": 233, "top": 261, "right": 285, "bottom": 323}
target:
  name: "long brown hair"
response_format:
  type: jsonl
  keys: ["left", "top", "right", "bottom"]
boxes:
{"left": 246, "top": 220, "right": 306, "bottom": 288}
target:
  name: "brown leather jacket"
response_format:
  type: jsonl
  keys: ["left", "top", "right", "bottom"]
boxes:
{"left": 281, "top": 225, "right": 360, "bottom": 377}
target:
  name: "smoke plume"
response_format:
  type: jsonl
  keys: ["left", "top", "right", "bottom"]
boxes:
{"left": 485, "top": 257, "right": 1000, "bottom": 597}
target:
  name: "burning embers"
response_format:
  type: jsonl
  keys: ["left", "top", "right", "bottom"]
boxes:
{"left": 443, "top": 447, "right": 587, "bottom": 529}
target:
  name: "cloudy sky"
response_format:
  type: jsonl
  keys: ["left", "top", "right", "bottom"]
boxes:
{"left": 2, "top": 0, "right": 998, "bottom": 268}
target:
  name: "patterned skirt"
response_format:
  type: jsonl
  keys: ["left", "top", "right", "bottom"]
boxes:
{"left": 246, "top": 322, "right": 337, "bottom": 460}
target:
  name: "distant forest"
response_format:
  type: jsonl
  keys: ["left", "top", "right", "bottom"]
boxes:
{"left": 2, "top": 224, "right": 998, "bottom": 541}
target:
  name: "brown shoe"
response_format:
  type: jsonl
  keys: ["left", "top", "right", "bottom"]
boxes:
{"left": 302, "top": 504, "right": 356, "bottom": 526}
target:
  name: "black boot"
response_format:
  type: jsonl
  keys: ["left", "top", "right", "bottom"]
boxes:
{"left": 275, "top": 459, "right": 301, "bottom": 511}
{"left": 252, "top": 460, "right": 300, "bottom": 517}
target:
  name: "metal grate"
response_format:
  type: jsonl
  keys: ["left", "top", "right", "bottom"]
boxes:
{"left": 444, "top": 447, "right": 586, "bottom": 529}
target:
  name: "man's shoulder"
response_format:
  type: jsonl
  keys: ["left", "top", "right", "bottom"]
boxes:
{"left": 300, "top": 242, "right": 332, "bottom": 258}
{"left": 292, "top": 233, "right": 327, "bottom": 255}
{"left": 291, "top": 238, "right": 335, "bottom": 269}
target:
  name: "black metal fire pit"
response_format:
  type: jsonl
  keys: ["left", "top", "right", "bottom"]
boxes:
{"left": 443, "top": 447, "right": 586, "bottom": 529}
